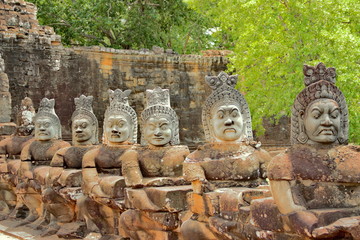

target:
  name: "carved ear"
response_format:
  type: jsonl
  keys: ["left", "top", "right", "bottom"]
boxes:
{"left": 299, "top": 110, "right": 305, "bottom": 120}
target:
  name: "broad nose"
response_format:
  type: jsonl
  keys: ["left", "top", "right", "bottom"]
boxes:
{"left": 154, "top": 128, "right": 162, "bottom": 136}
{"left": 321, "top": 114, "right": 333, "bottom": 126}
{"left": 224, "top": 118, "right": 234, "bottom": 126}
{"left": 75, "top": 126, "right": 83, "bottom": 133}
{"left": 39, "top": 125, "right": 46, "bottom": 131}
{"left": 112, "top": 126, "right": 119, "bottom": 133}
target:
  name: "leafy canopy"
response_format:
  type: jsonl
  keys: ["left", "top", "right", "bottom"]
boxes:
{"left": 187, "top": 0, "right": 360, "bottom": 144}
{"left": 28, "top": 0, "right": 214, "bottom": 54}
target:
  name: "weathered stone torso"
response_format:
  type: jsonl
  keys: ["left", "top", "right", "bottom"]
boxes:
{"left": 137, "top": 145, "right": 189, "bottom": 178}
{"left": 269, "top": 144, "right": 360, "bottom": 209}
{"left": 28, "top": 140, "right": 70, "bottom": 165}
{"left": 64, "top": 146, "right": 94, "bottom": 169}
{"left": 186, "top": 143, "right": 265, "bottom": 183}
{"left": 94, "top": 145, "right": 132, "bottom": 175}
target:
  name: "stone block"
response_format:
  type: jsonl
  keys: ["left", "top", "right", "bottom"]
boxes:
{"left": 125, "top": 185, "right": 192, "bottom": 212}
{"left": 250, "top": 197, "right": 284, "bottom": 231}
{"left": 312, "top": 208, "right": 360, "bottom": 226}
{"left": 0, "top": 92, "right": 12, "bottom": 122}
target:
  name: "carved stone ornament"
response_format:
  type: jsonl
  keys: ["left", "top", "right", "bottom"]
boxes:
{"left": 291, "top": 63, "right": 348, "bottom": 144}
{"left": 71, "top": 95, "right": 99, "bottom": 145}
{"left": 103, "top": 89, "right": 137, "bottom": 144}
{"left": 141, "top": 87, "right": 179, "bottom": 146}
{"left": 33, "top": 98, "right": 62, "bottom": 139}
{"left": 202, "top": 71, "right": 253, "bottom": 142}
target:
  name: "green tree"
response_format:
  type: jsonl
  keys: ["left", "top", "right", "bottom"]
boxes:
{"left": 28, "top": 0, "right": 214, "bottom": 53}
{"left": 188, "top": 0, "right": 360, "bottom": 144}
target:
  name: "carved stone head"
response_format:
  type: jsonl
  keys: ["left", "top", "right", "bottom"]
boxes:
{"left": 291, "top": 63, "right": 348, "bottom": 145}
{"left": 71, "top": 95, "right": 99, "bottom": 146}
{"left": 141, "top": 87, "right": 179, "bottom": 146}
{"left": 103, "top": 89, "right": 137, "bottom": 146}
{"left": 34, "top": 98, "right": 62, "bottom": 141}
{"left": 203, "top": 72, "right": 252, "bottom": 143}
{"left": 16, "top": 97, "right": 35, "bottom": 136}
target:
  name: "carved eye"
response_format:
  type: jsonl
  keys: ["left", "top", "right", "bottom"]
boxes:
{"left": 81, "top": 122, "right": 87, "bottom": 128}
{"left": 331, "top": 110, "right": 339, "bottom": 119}
{"left": 44, "top": 122, "right": 50, "bottom": 128}
{"left": 231, "top": 111, "right": 239, "bottom": 118}
{"left": 161, "top": 125, "right": 168, "bottom": 130}
{"left": 217, "top": 112, "right": 224, "bottom": 119}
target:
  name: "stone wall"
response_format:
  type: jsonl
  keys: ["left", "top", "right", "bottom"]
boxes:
{"left": 0, "top": 0, "right": 230, "bottom": 147}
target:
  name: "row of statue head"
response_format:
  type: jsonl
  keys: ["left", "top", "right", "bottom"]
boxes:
{"left": 29, "top": 87, "right": 180, "bottom": 148}
{"left": 28, "top": 62, "right": 348, "bottom": 148}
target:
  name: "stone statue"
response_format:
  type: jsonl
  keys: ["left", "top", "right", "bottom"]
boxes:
{"left": 41, "top": 95, "right": 99, "bottom": 237}
{"left": 0, "top": 97, "right": 35, "bottom": 219}
{"left": 80, "top": 89, "right": 137, "bottom": 237}
{"left": 119, "top": 87, "right": 191, "bottom": 240}
{"left": 16, "top": 98, "right": 70, "bottom": 226}
{"left": 266, "top": 63, "right": 360, "bottom": 239}
{"left": 180, "top": 72, "right": 272, "bottom": 240}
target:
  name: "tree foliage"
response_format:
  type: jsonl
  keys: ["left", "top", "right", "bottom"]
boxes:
{"left": 28, "top": 0, "right": 214, "bottom": 53}
{"left": 187, "top": 0, "right": 360, "bottom": 144}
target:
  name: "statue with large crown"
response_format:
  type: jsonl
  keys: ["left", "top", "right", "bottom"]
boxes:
{"left": 80, "top": 89, "right": 137, "bottom": 237}
{"left": 180, "top": 72, "right": 272, "bottom": 240}
{"left": 0, "top": 97, "right": 35, "bottom": 219}
{"left": 16, "top": 98, "right": 70, "bottom": 226}
{"left": 261, "top": 63, "right": 360, "bottom": 239}
{"left": 40, "top": 95, "right": 99, "bottom": 237}
{"left": 119, "top": 87, "right": 191, "bottom": 240}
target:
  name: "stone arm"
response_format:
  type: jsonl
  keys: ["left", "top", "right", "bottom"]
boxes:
{"left": 46, "top": 147, "right": 69, "bottom": 187}
{"left": 82, "top": 148, "right": 107, "bottom": 200}
{"left": 270, "top": 180, "right": 318, "bottom": 237}
{"left": 121, "top": 149, "right": 143, "bottom": 187}
{"left": 183, "top": 160, "right": 207, "bottom": 194}
{"left": 19, "top": 141, "right": 33, "bottom": 180}
{"left": 256, "top": 148, "right": 272, "bottom": 179}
